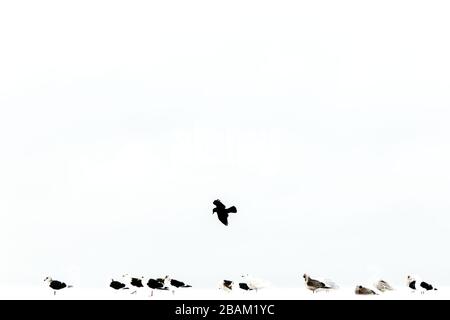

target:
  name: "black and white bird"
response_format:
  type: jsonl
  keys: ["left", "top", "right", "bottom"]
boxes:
{"left": 44, "top": 277, "right": 72, "bottom": 295}
{"left": 162, "top": 276, "right": 192, "bottom": 294}
{"left": 212, "top": 199, "right": 237, "bottom": 226}
{"left": 375, "top": 280, "right": 394, "bottom": 292}
{"left": 110, "top": 279, "right": 129, "bottom": 291}
{"left": 407, "top": 275, "right": 437, "bottom": 293}
{"left": 355, "top": 285, "right": 377, "bottom": 295}
{"left": 219, "top": 280, "right": 234, "bottom": 292}
{"left": 239, "top": 283, "right": 254, "bottom": 291}
{"left": 303, "top": 274, "right": 337, "bottom": 293}
{"left": 147, "top": 278, "right": 169, "bottom": 296}
{"left": 240, "top": 274, "right": 268, "bottom": 292}
{"left": 123, "top": 275, "right": 144, "bottom": 294}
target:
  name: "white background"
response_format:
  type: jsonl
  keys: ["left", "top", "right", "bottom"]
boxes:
{"left": 1, "top": 1, "right": 449, "bottom": 292}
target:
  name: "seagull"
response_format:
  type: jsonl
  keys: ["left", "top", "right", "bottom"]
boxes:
{"left": 407, "top": 275, "right": 418, "bottom": 291}
{"left": 407, "top": 275, "right": 437, "bottom": 293}
{"left": 375, "top": 280, "right": 394, "bottom": 292}
{"left": 239, "top": 283, "right": 254, "bottom": 291}
{"left": 355, "top": 285, "right": 377, "bottom": 295}
{"left": 240, "top": 274, "right": 268, "bottom": 292}
{"left": 302, "top": 274, "right": 336, "bottom": 293}
{"left": 44, "top": 277, "right": 73, "bottom": 296}
{"left": 219, "top": 280, "right": 233, "bottom": 292}
{"left": 212, "top": 199, "right": 237, "bottom": 226}
{"left": 162, "top": 276, "right": 192, "bottom": 295}
{"left": 420, "top": 281, "right": 437, "bottom": 291}
{"left": 110, "top": 279, "right": 129, "bottom": 291}
{"left": 122, "top": 274, "right": 144, "bottom": 294}
{"left": 147, "top": 278, "right": 169, "bottom": 296}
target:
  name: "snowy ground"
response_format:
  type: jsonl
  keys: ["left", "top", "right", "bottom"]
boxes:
{"left": 0, "top": 287, "right": 447, "bottom": 300}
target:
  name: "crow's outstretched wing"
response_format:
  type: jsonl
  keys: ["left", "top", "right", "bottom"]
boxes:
{"left": 217, "top": 212, "right": 229, "bottom": 226}
{"left": 226, "top": 206, "right": 237, "bottom": 214}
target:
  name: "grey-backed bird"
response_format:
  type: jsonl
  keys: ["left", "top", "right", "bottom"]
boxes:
{"left": 355, "top": 285, "right": 377, "bottom": 295}
{"left": 303, "top": 274, "right": 336, "bottom": 293}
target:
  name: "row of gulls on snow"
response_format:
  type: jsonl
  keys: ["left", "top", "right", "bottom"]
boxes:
{"left": 302, "top": 274, "right": 437, "bottom": 295}
{"left": 112, "top": 275, "right": 192, "bottom": 296}
{"left": 354, "top": 276, "right": 437, "bottom": 295}
{"left": 43, "top": 275, "right": 191, "bottom": 296}
{"left": 43, "top": 274, "right": 438, "bottom": 296}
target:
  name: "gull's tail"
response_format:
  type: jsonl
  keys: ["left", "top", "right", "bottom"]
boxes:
{"left": 324, "top": 280, "right": 339, "bottom": 289}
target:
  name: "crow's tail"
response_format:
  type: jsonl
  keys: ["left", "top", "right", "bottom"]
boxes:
{"left": 228, "top": 206, "right": 237, "bottom": 213}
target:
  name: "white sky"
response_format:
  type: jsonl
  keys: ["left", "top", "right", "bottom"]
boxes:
{"left": 1, "top": 1, "right": 450, "bottom": 289}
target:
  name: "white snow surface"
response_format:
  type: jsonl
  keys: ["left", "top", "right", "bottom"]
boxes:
{"left": 1, "top": 286, "right": 447, "bottom": 300}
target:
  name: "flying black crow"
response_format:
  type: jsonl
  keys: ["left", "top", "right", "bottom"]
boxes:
{"left": 212, "top": 199, "right": 237, "bottom": 226}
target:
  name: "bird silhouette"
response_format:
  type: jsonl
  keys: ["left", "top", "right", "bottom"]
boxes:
{"left": 220, "top": 280, "right": 233, "bottom": 291}
{"left": 44, "top": 277, "right": 73, "bottom": 295}
{"left": 122, "top": 274, "right": 144, "bottom": 294}
{"left": 239, "top": 283, "right": 254, "bottom": 291}
{"left": 212, "top": 199, "right": 237, "bottom": 226}
{"left": 147, "top": 278, "right": 169, "bottom": 296}
{"left": 159, "top": 276, "right": 192, "bottom": 295}
{"left": 110, "top": 279, "right": 129, "bottom": 290}
{"left": 168, "top": 278, "right": 192, "bottom": 289}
